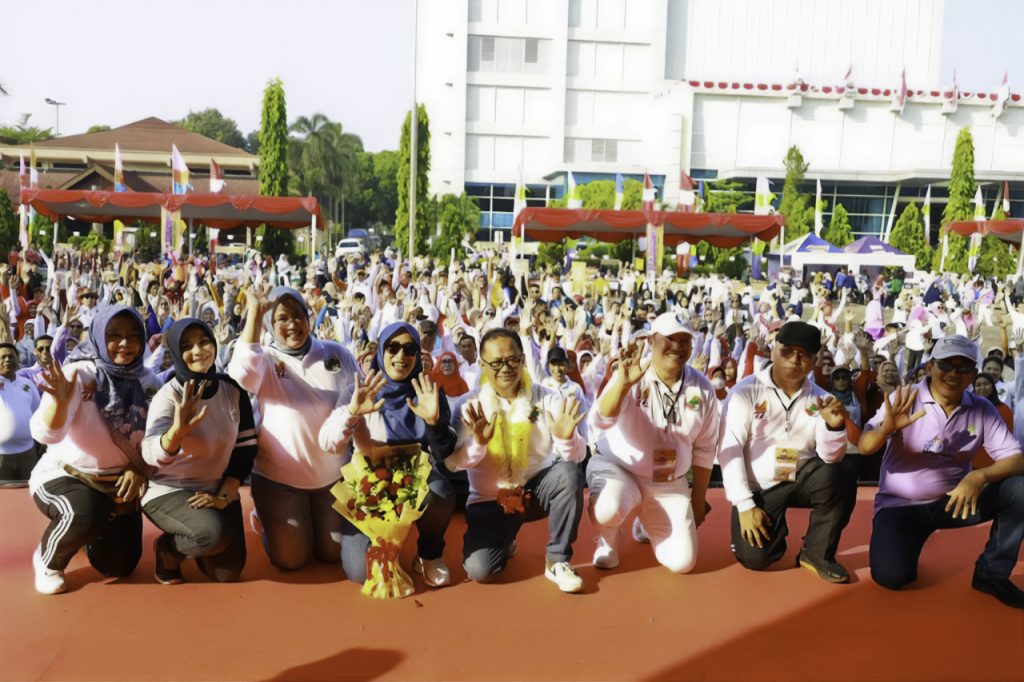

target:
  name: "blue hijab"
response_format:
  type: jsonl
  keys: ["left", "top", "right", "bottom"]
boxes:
{"left": 67, "top": 304, "right": 151, "bottom": 471}
{"left": 371, "top": 322, "right": 427, "bottom": 443}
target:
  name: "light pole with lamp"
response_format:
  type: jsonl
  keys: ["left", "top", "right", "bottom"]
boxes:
{"left": 45, "top": 98, "right": 66, "bottom": 136}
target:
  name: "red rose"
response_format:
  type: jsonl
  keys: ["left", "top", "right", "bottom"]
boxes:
{"left": 374, "top": 468, "right": 391, "bottom": 481}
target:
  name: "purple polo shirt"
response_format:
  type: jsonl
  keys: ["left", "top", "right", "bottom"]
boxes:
{"left": 866, "top": 379, "right": 1021, "bottom": 512}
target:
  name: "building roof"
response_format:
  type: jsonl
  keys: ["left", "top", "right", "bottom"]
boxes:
{"left": 32, "top": 117, "right": 253, "bottom": 157}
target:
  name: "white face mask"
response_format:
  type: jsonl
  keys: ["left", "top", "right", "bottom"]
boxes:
{"left": 711, "top": 377, "right": 726, "bottom": 390}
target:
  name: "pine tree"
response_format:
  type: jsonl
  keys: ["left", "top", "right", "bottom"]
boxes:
{"left": 978, "top": 205, "right": 1017, "bottom": 276}
{"left": 933, "top": 128, "right": 975, "bottom": 273}
{"left": 257, "top": 78, "right": 293, "bottom": 257}
{"left": 778, "top": 146, "right": 814, "bottom": 243}
{"left": 889, "top": 202, "right": 932, "bottom": 270}
{"left": 395, "top": 104, "right": 431, "bottom": 259}
{"left": 822, "top": 203, "right": 854, "bottom": 246}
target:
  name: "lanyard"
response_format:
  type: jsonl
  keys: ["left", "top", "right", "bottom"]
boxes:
{"left": 770, "top": 387, "right": 801, "bottom": 437}
{"left": 654, "top": 368, "right": 687, "bottom": 430}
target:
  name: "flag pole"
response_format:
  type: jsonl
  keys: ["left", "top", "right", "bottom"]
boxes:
{"left": 408, "top": 0, "right": 419, "bottom": 272}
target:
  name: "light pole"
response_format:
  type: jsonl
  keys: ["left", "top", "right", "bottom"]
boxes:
{"left": 45, "top": 98, "right": 66, "bottom": 136}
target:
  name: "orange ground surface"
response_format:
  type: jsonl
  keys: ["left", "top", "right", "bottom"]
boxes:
{"left": 1, "top": 487, "right": 1021, "bottom": 682}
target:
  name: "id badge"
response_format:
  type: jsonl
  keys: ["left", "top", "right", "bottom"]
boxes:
{"left": 772, "top": 447, "right": 800, "bottom": 483}
{"left": 652, "top": 448, "right": 677, "bottom": 483}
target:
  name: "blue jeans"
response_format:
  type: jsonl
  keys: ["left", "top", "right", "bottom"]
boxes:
{"left": 340, "top": 466, "right": 455, "bottom": 583}
{"left": 870, "top": 475, "right": 1024, "bottom": 589}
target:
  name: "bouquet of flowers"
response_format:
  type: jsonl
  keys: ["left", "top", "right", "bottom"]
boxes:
{"left": 331, "top": 443, "right": 432, "bottom": 599}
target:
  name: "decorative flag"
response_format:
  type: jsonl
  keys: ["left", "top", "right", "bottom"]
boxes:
{"left": 678, "top": 170, "right": 695, "bottom": 212}
{"left": 754, "top": 177, "right": 773, "bottom": 215}
{"left": 968, "top": 231, "right": 983, "bottom": 272}
{"left": 645, "top": 222, "right": 657, "bottom": 274}
{"left": 567, "top": 171, "right": 583, "bottom": 208}
{"left": 944, "top": 70, "right": 960, "bottom": 113}
{"left": 513, "top": 167, "right": 527, "bottom": 217}
{"left": 891, "top": 68, "right": 908, "bottom": 114}
{"left": 642, "top": 172, "right": 657, "bottom": 206}
{"left": 210, "top": 159, "right": 225, "bottom": 193}
{"left": 814, "top": 179, "right": 824, "bottom": 236}
{"left": 939, "top": 229, "right": 949, "bottom": 272}
{"left": 114, "top": 143, "right": 127, "bottom": 192}
{"left": 614, "top": 173, "right": 624, "bottom": 211}
{"left": 1004, "top": 181, "right": 1012, "bottom": 216}
{"left": 171, "top": 144, "right": 191, "bottom": 194}
{"left": 29, "top": 145, "right": 39, "bottom": 188}
{"left": 18, "top": 154, "right": 28, "bottom": 190}
{"left": 973, "top": 187, "right": 986, "bottom": 221}
{"left": 992, "top": 71, "right": 1010, "bottom": 119}
{"left": 842, "top": 65, "right": 853, "bottom": 84}
{"left": 696, "top": 179, "right": 705, "bottom": 213}
{"left": 922, "top": 185, "right": 931, "bottom": 244}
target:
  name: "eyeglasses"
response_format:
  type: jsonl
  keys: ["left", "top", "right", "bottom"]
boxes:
{"left": 482, "top": 356, "right": 524, "bottom": 371}
{"left": 80, "top": 293, "right": 97, "bottom": 300}
{"left": 778, "top": 346, "right": 814, "bottom": 362}
{"left": 384, "top": 341, "right": 419, "bottom": 357}
{"left": 934, "top": 359, "right": 975, "bottom": 375}
{"left": 440, "top": 358, "right": 455, "bottom": 365}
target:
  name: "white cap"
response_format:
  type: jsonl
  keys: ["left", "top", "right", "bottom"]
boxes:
{"left": 650, "top": 312, "right": 695, "bottom": 338}
{"left": 931, "top": 335, "right": 979, "bottom": 363}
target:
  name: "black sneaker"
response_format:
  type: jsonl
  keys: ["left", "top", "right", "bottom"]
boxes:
{"left": 972, "top": 571, "right": 1024, "bottom": 609}
{"left": 153, "top": 535, "right": 184, "bottom": 585}
{"left": 797, "top": 551, "right": 850, "bottom": 584}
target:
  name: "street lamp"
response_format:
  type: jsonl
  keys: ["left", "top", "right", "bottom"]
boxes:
{"left": 45, "top": 98, "right": 66, "bottom": 136}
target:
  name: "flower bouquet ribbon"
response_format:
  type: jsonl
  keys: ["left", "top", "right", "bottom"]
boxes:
{"left": 331, "top": 444, "right": 432, "bottom": 599}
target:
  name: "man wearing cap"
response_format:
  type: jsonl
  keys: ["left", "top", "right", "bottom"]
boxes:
{"left": 859, "top": 335, "right": 1024, "bottom": 608}
{"left": 586, "top": 312, "right": 719, "bottom": 573}
{"left": 718, "top": 321, "right": 856, "bottom": 583}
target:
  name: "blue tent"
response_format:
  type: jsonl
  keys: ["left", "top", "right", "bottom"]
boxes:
{"left": 845, "top": 235, "right": 905, "bottom": 255}
{"left": 790, "top": 233, "right": 844, "bottom": 253}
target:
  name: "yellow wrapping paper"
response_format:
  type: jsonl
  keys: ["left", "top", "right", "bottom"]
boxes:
{"left": 331, "top": 446, "right": 433, "bottom": 599}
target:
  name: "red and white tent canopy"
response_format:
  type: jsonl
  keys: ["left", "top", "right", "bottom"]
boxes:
{"left": 19, "top": 189, "right": 323, "bottom": 230}
{"left": 512, "top": 207, "right": 783, "bottom": 247}
{"left": 945, "top": 219, "right": 1024, "bottom": 245}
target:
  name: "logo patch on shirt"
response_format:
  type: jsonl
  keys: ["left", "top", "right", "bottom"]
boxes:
{"left": 325, "top": 357, "right": 341, "bottom": 372}
{"left": 805, "top": 403, "right": 820, "bottom": 417}
{"left": 274, "top": 360, "right": 287, "bottom": 378}
{"left": 753, "top": 401, "right": 768, "bottom": 419}
{"left": 81, "top": 381, "right": 97, "bottom": 402}
{"left": 967, "top": 424, "right": 976, "bottom": 437}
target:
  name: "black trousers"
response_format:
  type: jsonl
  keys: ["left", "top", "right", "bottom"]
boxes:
{"left": 871, "top": 475, "right": 1024, "bottom": 589}
{"left": 730, "top": 458, "right": 857, "bottom": 570}
{"left": 143, "top": 490, "right": 247, "bottom": 583}
{"left": 33, "top": 476, "right": 142, "bottom": 576}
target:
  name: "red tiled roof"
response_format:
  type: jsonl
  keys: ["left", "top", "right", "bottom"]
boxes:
{"left": 32, "top": 117, "right": 254, "bottom": 157}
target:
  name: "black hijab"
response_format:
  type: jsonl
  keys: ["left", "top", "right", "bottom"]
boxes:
{"left": 164, "top": 318, "right": 231, "bottom": 399}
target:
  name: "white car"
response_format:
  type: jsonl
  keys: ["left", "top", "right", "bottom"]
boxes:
{"left": 335, "top": 238, "right": 367, "bottom": 258}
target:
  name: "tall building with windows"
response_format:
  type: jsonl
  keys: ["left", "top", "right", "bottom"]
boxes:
{"left": 417, "top": 0, "right": 1023, "bottom": 241}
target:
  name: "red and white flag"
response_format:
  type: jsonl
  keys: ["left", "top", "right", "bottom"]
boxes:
{"left": 678, "top": 170, "right": 695, "bottom": 212}
{"left": 993, "top": 71, "right": 1010, "bottom": 119}
{"left": 18, "top": 154, "right": 28, "bottom": 190}
{"left": 642, "top": 172, "right": 657, "bottom": 206}
{"left": 1004, "top": 181, "right": 1011, "bottom": 216}
{"left": 210, "top": 159, "right": 225, "bottom": 193}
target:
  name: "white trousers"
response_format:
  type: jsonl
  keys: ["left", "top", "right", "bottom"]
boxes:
{"left": 586, "top": 457, "right": 697, "bottom": 573}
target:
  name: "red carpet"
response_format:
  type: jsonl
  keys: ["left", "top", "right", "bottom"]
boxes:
{"left": 1, "top": 487, "right": 1021, "bottom": 682}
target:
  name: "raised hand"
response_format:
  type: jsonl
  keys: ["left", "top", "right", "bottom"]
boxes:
{"left": 165, "top": 380, "right": 209, "bottom": 450}
{"left": 38, "top": 357, "right": 77, "bottom": 405}
{"left": 691, "top": 353, "right": 710, "bottom": 371}
{"left": 815, "top": 395, "right": 848, "bottom": 429}
{"left": 461, "top": 401, "right": 495, "bottom": 446}
{"left": 407, "top": 375, "right": 440, "bottom": 426}
{"left": 879, "top": 385, "right": 925, "bottom": 437}
{"left": 348, "top": 370, "right": 386, "bottom": 416}
{"left": 614, "top": 340, "right": 649, "bottom": 387}
{"left": 550, "top": 395, "right": 584, "bottom": 441}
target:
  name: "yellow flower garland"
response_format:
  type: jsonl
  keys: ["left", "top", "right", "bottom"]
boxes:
{"left": 480, "top": 371, "right": 536, "bottom": 487}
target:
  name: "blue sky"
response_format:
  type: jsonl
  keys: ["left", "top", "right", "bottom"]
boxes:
{"left": 1, "top": 0, "right": 1020, "bottom": 152}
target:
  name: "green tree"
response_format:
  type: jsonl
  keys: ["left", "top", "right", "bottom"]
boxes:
{"left": 395, "top": 105, "right": 431, "bottom": 257}
{"left": 978, "top": 205, "right": 1016, "bottom": 277}
{"left": 536, "top": 241, "right": 566, "bottom": 270}
{"left": 934, "top": 128, "right": 975, "bottom": 273}
{"left": 256, "top": 78, "right": 293, "bottom": 257}
{"left": 289, "top": 113, "right": 363, "bottom": 232}
{"left": 822, "top": 203, "right": 854, "bottom": 247}
{"left": 132, "top": 223, "right": 163, "bottom": 262}
{"left": 696, "top": 178, "right": 753, "bottom": 268}
{"left": 0, "top": 190, "right": 18, "bottom": 256}
{"left": 0, "top": 113, "right": 54, "bottom": 144}
{"left": 245, "top": 130, "right": 261, "bottom": 155}
{"left": 430, "top": 193, "right": 480, "bottom": 261}
{"left": 175, "top": 108, "right": 247, "bottom": 149}
{"left": 889, "top": 202, "right": 933, "bottom": 270}
{"left": 87, "top": 124, "right": 111, "bottom": 134}
{"left": 778, "top": 146, "right": 814, "bottom": 243}
{"left": 349, "top": 150, "right": 400, "bottom": 232}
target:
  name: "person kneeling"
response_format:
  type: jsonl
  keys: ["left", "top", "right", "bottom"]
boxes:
{"left": 447, "top": 329, "right": 587, "bottom": 593}
{"left": 859, "top": 335, "right": 1024, "bottom": 609}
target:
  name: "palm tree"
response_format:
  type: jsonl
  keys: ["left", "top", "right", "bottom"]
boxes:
{"left": 289, "top": 113, "right": 363, "bottom": 231}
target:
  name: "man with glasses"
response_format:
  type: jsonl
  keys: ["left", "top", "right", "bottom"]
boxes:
{"left": 859, "top": 335, "right": 1024, "bottom": 608}
{"left": 447, "top": 328, "right": 587, "bottom": 593}
{"left": 0, "top": 342, "right": 41, "bottom": 481}
{"left": 77, "top": 289, "right": 99, "bottom": 327}
{"left": 587, "top": 313, "right": 719, "bottom": 573}
{"left": 719, "top": 321, "right": 856, "bottom": 583}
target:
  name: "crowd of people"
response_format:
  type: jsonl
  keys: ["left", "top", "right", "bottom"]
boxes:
{"left": 0, "top": 240, "right": 1022, "bottom": 609}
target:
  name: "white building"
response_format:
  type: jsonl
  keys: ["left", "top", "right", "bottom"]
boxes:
{"left": 416, "top": 0, "right": 1023, "bottom": 239}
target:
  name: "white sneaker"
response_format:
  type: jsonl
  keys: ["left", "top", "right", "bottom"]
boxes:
{"left": 33, "top": 546, "right": 66, "bottom": 595}
{"left": 545, "top": 560, "right": 584, "bottom": 593}
{"left": 632, "top": 517, "right": 650, "bottom": 544}
{"left": 413, "top": 556, "right": 451, "bottom": 588}
{"left": 592, "top": 536, "right": 620, "bottom": 570}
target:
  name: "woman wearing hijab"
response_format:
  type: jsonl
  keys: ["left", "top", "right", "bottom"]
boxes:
{"left": 972, "top": 372, "right": 1014, "bottom": 470}
{"left": 141, "top": 318, "right": 257, "bottom": 584}
{"left": 29, "top": 305, "right": 160, "bottom": 595}
{"left": 228, "top": 286, "right": 361, "bottom": 571}
{"left": 430, "top": 351, "right": 470, "bottom": 398}
{"left": 320, "top": 322, "right": 458, "bottom": 587}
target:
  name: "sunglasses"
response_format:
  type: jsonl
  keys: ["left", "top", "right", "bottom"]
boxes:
{"left": 384, "top": 341, "right": 419, "bottom": 357}
{"left": 80, "top": 293, "right": 97, "bottom": 299}
{"left": 934, "top": 359, "right": 975, "bottom": 375}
